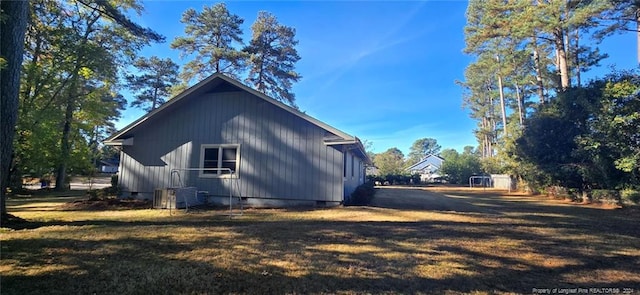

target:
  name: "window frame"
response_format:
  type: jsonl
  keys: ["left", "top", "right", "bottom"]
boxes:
{"left": 199, "top": 144, "right": 240, "bottom": 178}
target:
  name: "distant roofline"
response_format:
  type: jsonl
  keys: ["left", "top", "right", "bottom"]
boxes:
{"left": 405, "top": 153, "right": 444, "bottom": 170}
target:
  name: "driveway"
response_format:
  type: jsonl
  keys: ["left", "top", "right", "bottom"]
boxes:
{"left": 370, "top": 186, "right": 502, "bottom": 214}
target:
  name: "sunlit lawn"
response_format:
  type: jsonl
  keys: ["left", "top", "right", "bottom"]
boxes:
{"left": 2, "top": 188, "right": 639, "bottom": 294}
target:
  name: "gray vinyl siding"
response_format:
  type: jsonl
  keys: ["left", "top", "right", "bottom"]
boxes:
{"left": 118, "top": 90, "right": 344, "bottom": 205}
{"left": 342, "top": 150, "right": 365, "bottom": 199}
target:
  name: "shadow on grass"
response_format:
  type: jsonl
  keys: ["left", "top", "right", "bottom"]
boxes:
{"left": 3, "top": 187, "right": 640, "bottom": 294}
{"left": 3, "top": 215, "right": 640, "bottom": 294}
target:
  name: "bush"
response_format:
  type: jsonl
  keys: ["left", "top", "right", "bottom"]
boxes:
{"left": 87, "top": 187, "right": 119, "bottom": 201}
{"left": 546, "top": 186, "right": 571, "bottom": 199}
{"left": 111, "top": 174, "right": 119, "bottom": 187}
{"left": 590, "top": 189, "right": 621, "bottom": 206}
{"left": 620, "top": 189, "right": 640, "bottom": 205}
{"left": 345, "top": 181, "right": 376, "bottom": 206}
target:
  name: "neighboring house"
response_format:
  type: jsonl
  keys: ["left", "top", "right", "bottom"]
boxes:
{"left": 365, "top": 166, "right": 379, "bottom": 176}
{"left": 99, "top": 158, "right": 119, "bottom": 173}
{"left": 104, "top": 73, "right": 370, "bottom": 207}
{"left": 405, "top": 154, "right": 444, "bottom": 182}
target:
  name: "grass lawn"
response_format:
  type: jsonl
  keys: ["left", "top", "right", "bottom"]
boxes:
{"left": 1, "top": 187, "right": 639, "bottom": 294}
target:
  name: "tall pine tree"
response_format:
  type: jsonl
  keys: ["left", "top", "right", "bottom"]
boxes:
{"left": 244, "top": 11, "right": 301, "bottom": 107}
{"left": 126, "top": 56, "right": 179, "bottom": 112}
{"left": 171, "top": 3, "right": 246, "bottom": 82}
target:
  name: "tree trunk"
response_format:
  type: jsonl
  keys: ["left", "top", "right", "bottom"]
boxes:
{"left": 1, "top": 0, "right": 29, "bottom": 219}
{"left": 152, "top": 86, "right": 158, "bottom": 110}
{"left": 55, "top": 85, "right": 76, "bottom": 191}
{"left": 496, "top": 57, "right": 508, "bottom": 140}
{"left": 53, "top": 12, "right": 99, "bottom": 191}
{"left": 636, "top": 8, "right": 640, "bottom": 65}
{"left": 515, "top": 82, "right": 524, "bottom": 126}
{"left": 532, "top": 35, "right": 546, "bottom": 103}
{"left": 574, "top": 28, "right": 581, "bottom": 88}
{"left": 554, "top": 27, "right": 571, "bottom": 91}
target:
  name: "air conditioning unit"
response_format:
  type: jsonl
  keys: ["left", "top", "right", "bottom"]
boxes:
{"left": 153, "top": 187, "right": 200, "bottom": 209}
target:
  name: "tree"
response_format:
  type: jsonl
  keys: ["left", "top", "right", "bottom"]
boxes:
{"left": 171, "top": 3, "right": 246, "bottom": 82}
{"left": 244, "top": 11, "right": 301, "bottom": 107}
{"left": 126, "top": 56, "right": 179, "bottom": 112}
{"left": 464, "top": 0, "right": 610, "bottom": 93}
{"left": 594, "top": 1, "right": 640, "bottom": 64}
{"left": 1, "top": 0, "right": 29, "bottom": 219}
{"left": 373, "top": 148, "right": 405, "bottom": 176}
{"left": 514, "top": 75, "right": 639, "bottom": 192}
{"left": 578, "top": 72, "right": 640, "bottom": 187}
{"left": 2, "top": 0, "right": 160, "bottom": 219}
{"left": 15, "top": 0, "right": 160, "bottom": 192}
{"left": 440, "top": 148, "right": 482, "bottom": 185}
{"left": 407, "top": 138, "right": 441, "bottom": 165}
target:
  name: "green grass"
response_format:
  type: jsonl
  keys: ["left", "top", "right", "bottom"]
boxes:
{"left": 2, "top": 188, "right": 640, "bottom": 294}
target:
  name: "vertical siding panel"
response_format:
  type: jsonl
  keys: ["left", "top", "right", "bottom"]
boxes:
{"left": 266, "top": 105, "right": 275, "bottom": 198}
{"left": 306, "top": 126, "right": 314, "bottom": 200}
{"left": 284, "top": 114, "right": 292, "bottom": 197}
{"left": 132, "top": 154, "right": 139, "bottom": 192}
{"left": 292, "top": 136, "right": 300, "bottom": 198}
{"left": 321, "top": 145, "right": 328, "bottom": 200}
{"left": 121, "top": 153, "right": 129, "bottom": 192}
{"left": 276, "top": 115, "right": 284, "bottom": 197}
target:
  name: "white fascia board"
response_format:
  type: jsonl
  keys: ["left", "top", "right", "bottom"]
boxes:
{"left": 104, "top": 137, "right": 134, "bottom": 146}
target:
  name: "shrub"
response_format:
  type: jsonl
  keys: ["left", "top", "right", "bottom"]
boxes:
{"left": 546, "top": 186, "right": 570, "bottom": 199}
{"left": 590, "top": 189, "right": 621, "bottom": 206}
{"left": 620, "top": 189, "right": 640, "bottom": 205}
{"left": 111, "top": 174, "right": 119, "bottom": 187}
{"left": 87, "top": 187, "right": 118, "bottom": 201}
{"left": 345, "top": 181, "right": 376, "bottom": 206}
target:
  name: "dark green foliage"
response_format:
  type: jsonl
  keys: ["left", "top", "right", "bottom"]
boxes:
{"left": 589, "top": 190, "right": 621, "bottom": 206}
{"left": 14, "top": 0, "right": 154, "bottom": 192}
{"left": 368, "top": 174, "right": 418, "bottom": 185}
{"left": 515, "top": 73, "right": 640, "bottom": 193}
{"left": 126, "top": 56, "right": 179, "bottom": 112}
{"left": 407, "top": 138, "right": 441, "bottom": 165}
{"left": 439, "top": 149, "right": 482, "bottom": 185}
{"left": 620, "top": 189, "right": 640, "bottom": 205}
{"left": 410, "top": 174, "right": 421, "bottom": 185}
{"left": 110, "top": 174, "right": 118, "bottom": 188}
{"left": 372, "top": 148, "right": 405, "bottom": 176}
{"left": 345, "top": 181, "right": 375, "bottom": 206}
{"left": 171, "top": 3, "right": 246, "bottom": 82}
{"left": 244, "top": 11, "right": 301, "bottom": 107}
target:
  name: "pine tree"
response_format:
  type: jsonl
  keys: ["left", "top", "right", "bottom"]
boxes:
{"left": 126, "top": 56, "right": 179, "bottom": 112}
{"left": 171, "top": 3, "right": 246, "bottom": 82}
{"left": 0, "top": 0, "right": 29, "bottom": 218}
{"left": 407, "top": 138, "right": 441, "bottom": 165}
{"left": 244, "top": 11, "right": 301, "bottom": 107}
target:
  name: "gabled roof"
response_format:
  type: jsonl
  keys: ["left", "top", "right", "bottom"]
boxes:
{"left": 104, "top": 73, "right": 370, "bottom": 163}
{"left": 405, "top": 154, "right": 444, "bottom": 171}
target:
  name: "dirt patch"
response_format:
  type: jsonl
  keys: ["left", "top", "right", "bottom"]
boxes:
{"left": 60, "top": 198, "right": 152, "bottom": 211}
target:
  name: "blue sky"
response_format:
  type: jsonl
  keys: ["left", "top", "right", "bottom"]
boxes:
{"left": 121, "top": 1, "right": 638, "bottom": 156}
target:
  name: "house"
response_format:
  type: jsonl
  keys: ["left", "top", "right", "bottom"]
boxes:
{"left": 99, "top": 158, "right": 119, "bottom": 173}
{"left": 405, "top": 154, "right": 444, "bottom": 183}
{"left": 104, "top": 73, "right": 370, "bottom": 207}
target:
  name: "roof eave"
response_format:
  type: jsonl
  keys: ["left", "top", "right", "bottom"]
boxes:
{"left": 105, "top": 73, "right": 357, "bottom": 143}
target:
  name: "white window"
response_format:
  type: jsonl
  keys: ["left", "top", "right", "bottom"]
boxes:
{"left": 199, "top": 144, "right": 239, "bottom": 178}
